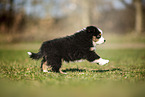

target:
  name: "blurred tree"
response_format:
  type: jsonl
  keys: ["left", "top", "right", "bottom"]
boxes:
{"left": 134, "top": 0, "right": 143, "bottom": 34}
{"left": 1, "top": 0, "right": 144, "bottom": 42}
{"left": 9, "top": 0, "right": 14, "bottom": 12}
{"left": 120, "top": 0, "right": 144, "bottom": 33}
{"left": 0, "top": 0, "right": 23, "bottom": 33}
{"left": 81, "top": 0, "right": 90, "bottom": 26}
{"left": 0, "top": 0, "right": 39, "bottom": 34}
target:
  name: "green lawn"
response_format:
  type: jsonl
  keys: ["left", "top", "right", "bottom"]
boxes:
{"left": 0, "top": 47, "right": 145, "bottom": 97}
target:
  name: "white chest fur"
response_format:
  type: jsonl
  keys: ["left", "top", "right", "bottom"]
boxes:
{"left": 93, "top": 41, "right": 97, "bottom": 47}
{"left": 90, "top": 41, "right": 97, "bottom": 51}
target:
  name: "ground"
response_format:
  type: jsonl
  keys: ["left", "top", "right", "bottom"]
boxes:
{"left": 0, "top": 35, "right": 145, "bottom": 97}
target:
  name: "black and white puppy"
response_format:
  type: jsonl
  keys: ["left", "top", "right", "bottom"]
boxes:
{"left": 28, "top": 26, "right": 109, "bottom": 73}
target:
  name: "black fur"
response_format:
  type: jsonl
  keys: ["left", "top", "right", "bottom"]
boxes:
{"left": 29, "top": 26, "right": 102, "bottom": 72}
{"left": 29, "top": 52, "right": 42, "bottom": 59}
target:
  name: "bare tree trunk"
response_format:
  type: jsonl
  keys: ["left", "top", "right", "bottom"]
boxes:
{"left": 9, "top": 0, "right": 14, "bottom": 12}
{"left": 134, "top": 0, "right": 143, "bottom": 34}
{"left": 81, "top": 0, "right": 91, "bottom": 27}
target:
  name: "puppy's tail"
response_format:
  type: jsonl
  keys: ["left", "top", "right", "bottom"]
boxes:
{"left": 27, "top": 51, "right": 43, "bottom": 60}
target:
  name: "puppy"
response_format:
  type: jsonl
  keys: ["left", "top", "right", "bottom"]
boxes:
{"left": 28, "top": 26, "right": 109, "bottom": 73}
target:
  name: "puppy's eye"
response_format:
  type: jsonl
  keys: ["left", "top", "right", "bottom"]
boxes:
{"left": 96, "top": 35, "right": 101, "bottom": 38}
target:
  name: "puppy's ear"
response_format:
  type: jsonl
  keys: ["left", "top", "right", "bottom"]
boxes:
{"left": 86, "top": 26, "right": 96, "bottom": 33}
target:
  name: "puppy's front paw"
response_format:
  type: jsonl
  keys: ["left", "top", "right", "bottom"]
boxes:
{"left": 43, "top": 70, "right": 48, "bottom": 72}
{"left": 98, "top": 59, "right": 109, "bottom": 66}
{"left": 91, "top": 58, "right": 109, "bottom": 65}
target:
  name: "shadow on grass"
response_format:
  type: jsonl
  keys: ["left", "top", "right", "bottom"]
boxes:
{"left": 62, "top": 68, "right": 86, "bottom": 72}
{"left": 62, "top": 68, "right": 122, "bottom": 73}
{"left": 91, "top": 68, "right": 122, "bottom": 73}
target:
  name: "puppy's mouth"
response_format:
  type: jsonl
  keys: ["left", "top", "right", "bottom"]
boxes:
{"left": 92, "top": 36, "right": 106, "bottom": 44}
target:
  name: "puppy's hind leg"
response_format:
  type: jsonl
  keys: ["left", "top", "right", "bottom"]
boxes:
{"left": 47, "top": 55, "right": 67, "bottom": 74}
{"left": 41, "top": 57, "right": 45, "bottom": 71}
{"left": 51, "top": 62, "right": 67, "bottom": 74}
{"left": 59, "top": 69, "right": 67, "bottom": 74}
{"left": 41, "top": 57, "right": 49, "bottom": 72}
{"left": 42, "top": 61, "right": 49, "bottom": 72}
{"left": 52, "top": 66, "right": 67, "bottom": 74}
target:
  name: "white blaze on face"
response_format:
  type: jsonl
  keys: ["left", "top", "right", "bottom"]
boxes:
{"left": 95, "top": 28, "right": 105, "bottom": 45}
{"left": 95, "top": 36, "right": 105, "bottom": 45}
{"left": 98, "top": 28, "right": 103, "bottom": 34}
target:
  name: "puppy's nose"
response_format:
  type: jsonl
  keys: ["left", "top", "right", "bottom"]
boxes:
{"left": 104, "top": 40, "right": 106, "bottom": 42}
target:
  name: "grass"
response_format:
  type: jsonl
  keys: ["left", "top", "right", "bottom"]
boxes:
{"left": 0, "top": 49, "right": 144, "bottom": 81}
{"left": 0, "top": 34, "right": 145, "bottom": 97}
{"left": 0, "top": 48, "right": 145, "bottom": 97}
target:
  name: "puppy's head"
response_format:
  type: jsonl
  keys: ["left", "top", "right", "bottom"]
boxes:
{"left": 86, "top": 26, "right": 106, "bottom": 45}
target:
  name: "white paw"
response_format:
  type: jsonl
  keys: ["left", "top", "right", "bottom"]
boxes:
{"left": 43, "top": 70, "right": 48, "bottom": 72}
{"left": 92, "top": 58, "right": 109, "bottom": 66}
{"left": 98, "top": 59, "right": 109, "bottom": 66}
{"left": 43, "top": 70, "right": 52, "bottom": 73}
